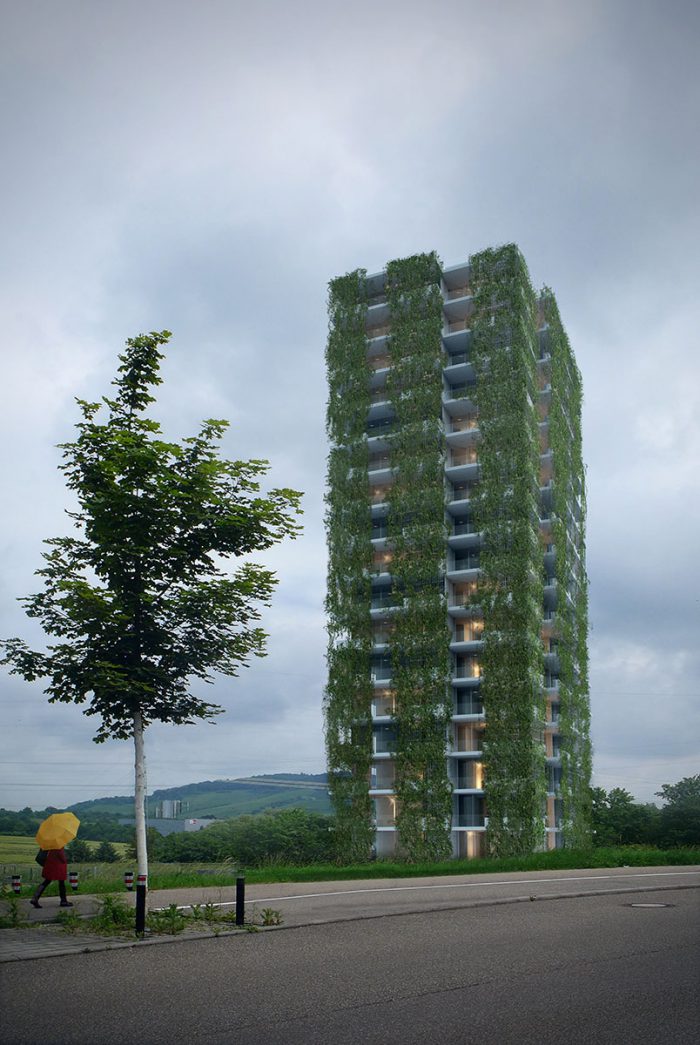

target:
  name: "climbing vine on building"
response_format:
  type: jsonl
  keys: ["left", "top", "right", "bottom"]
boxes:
{"left": 385, "top": 252, "right": 453, "bottom": 861}
{"left": 541, "top": 289, "right": 591, "bottom": 846}
{"left": 325, "top": 247, "right": 590, "bottom": 864}
{"left": 469, "top": 245, "right": 546, "bottom": 857}
{"left": 324, "top": 270, "right": 375, "bottom": 862}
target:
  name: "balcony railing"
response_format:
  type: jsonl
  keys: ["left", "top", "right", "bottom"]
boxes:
{"left": 450, "top": 416, "right": 479, "bottom": 433}
{"left": 446, "top": 285, "right": 471, "bottom": 300}
{"left": 450, "top": 484, "right": 475, "bottom": 501}
{"left": 371, "top": 555, "right": 393, "bottom": 573}
{"left": 445, "top": 384, "right": 474, "bottom": 399}
{"left": 452, "top": 519, "right": 477, "bottom": 535}
{"left": 368, "top": 456, "right": 391, "bottom": 471}
{"left": 371, "top": 593, "right": 394, "bottom": 610}
{"left": 370, "top": 488, "right": 391, "bottom": 504}
{"left": 449, "top": 450, "right": 478, "bottom": 467}
{"left": 372, "top": 697, "right": 396, "bottom": 718}
{"left": 452, "top": 557, "right": 480, "bottom": 571}
{"left": 369, "top": 355, "right": 391, "bottom": 371}
{"left": 455, "top": 693, "right": 483, "bottom": 716}
{"left": 367, "top": 323, "right": 391, "bottom": 339}
{"left": 454, "top": 624, "right": 483, "bottom": 642}
{"left": 454, "top": 662, "right": 481, "bottom": 679}
{"left": 367, "top": 418, "right": 394, "bottom": 434}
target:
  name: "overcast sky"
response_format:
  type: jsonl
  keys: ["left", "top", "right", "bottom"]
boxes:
{"left": 1, "top": 0, "right": 698, "bottom": 812}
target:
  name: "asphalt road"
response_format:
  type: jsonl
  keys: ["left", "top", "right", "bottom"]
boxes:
{"left": 2, "top": 885, "right": 698, "bottom": 1044}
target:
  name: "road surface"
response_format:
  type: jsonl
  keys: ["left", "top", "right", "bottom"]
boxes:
{"left": 2, "top": 880, "right": 698, "bottom": 1044}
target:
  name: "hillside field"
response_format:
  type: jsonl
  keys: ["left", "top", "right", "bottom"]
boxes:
{"left": 0, "top": 835, "right": 129, "bottom": 865}
{"left": 68, "top": 775, "right": 331, "bottom": 821}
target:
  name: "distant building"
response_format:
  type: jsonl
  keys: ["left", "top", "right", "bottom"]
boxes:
{"left": 154, "top": 799, "right": 184, "bottom": 819}
{"left": 324, "top": 245, "right": 590, "bottom": 863}
{"left": 119, "top": 817, "right": 218, "bottom": 837}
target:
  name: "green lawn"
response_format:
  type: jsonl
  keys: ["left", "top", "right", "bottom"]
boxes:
{"left": 3, "top": 841, "right": 699, "bottom": 897}
{"left": 0, "top": 834, "right": 129, "bottom": 865}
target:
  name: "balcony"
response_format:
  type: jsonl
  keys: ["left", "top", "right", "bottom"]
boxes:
{"left": 368, "top": 454, "right": 391, "bottom": 472}
{"left": 453, "top": 658, "right": 482, "bottom": 680}
{"left": 449, "top": 484, "right": 477, "bottom": 507}
{"left": 372, "top": 693, "right": 396, "bottom": 718}
{"left": 452, "top": 518, "right": 477, "bottom": 536}
{"left": 370, "top": 659, "right": 392, "bottom": 683}
{"left": 449, "top": 582, "right": 479, "bottom": 609}
{"left": 372, "top": 725, "right": 397, "bottom": 755}
{"left": 454, "top": 761, "right": 483, "bottom": 789}
{"left": 370, "top": 485, "right": 392, "bottom": 505}
{"left": 454, "top": 794, "right": 485, "bottom": 827}
{"left": 369, "top": 769, "right": 395, "bottom": 792}
{"left": 454, "top": 813, "right": 485, "bottom": 827}
{"left": 444, "top": 383, "right": 475, "bottom": 401}
{"left": 370, "top": 591, "right": 394, "bottom": 611}
{"left": 450, "top": 416, "right": 479, "bottom": 433}
{"left": 449, "top": 448, "right": 478, "bottom": 467}
{"left": 453, "top": 621, "right": 483, "bottom": 643}
{"left": 366, "top": 417, "right": 394, "bottom": 436}
{"left": 451, "top": 554, "right": 480, "bottom": 573}
{"left": 371, "top": 551, "right": 394, "bottom": 574}
{"left": 446, "top": 284, "right": 471, "bottom": 301}
{"left": 369, "top": 354, "right": 391, "bottom": 372}
{"left": 454, "top": 690, "right": 483, "bottom": 716}
{"left": 367, "top": 323, "right": 391, "bottom": 340}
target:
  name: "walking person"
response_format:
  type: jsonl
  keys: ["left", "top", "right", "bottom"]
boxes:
{"left": 31, "top": 847, "right": 73, "bottom": 908}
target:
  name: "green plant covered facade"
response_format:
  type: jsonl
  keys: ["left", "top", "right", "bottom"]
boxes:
{"left": 324, "top": 245, "right": 590, "bottom": 862}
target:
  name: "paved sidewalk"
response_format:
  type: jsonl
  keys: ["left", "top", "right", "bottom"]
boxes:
{"left": 0, "top": 921, "right": 247, "bottom": 963}
{"left": 1, "top": 887, "right": 245, "bottom": 962}
{"left": 0, "top": 925, "right": 127, "bottom": 961}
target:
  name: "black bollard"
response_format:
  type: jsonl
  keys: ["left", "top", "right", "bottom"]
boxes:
{"left": 236, "top": 875, "right": 245, "bottom": 926}
{"left": 135, "top": 874, "right": 147, "bottom": 936}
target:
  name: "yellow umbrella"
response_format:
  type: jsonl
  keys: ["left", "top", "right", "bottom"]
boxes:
{"left": 35, "top": 812, "right": 80, "bottom": 850}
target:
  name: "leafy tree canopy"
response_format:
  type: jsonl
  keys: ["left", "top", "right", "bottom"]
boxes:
{"left": 1, "top": 331, "right": 303, "bottom": 740}
{"left": 656, "top": 775, "right": 700, "bottom": 807}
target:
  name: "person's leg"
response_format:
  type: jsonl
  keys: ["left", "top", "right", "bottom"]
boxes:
{"left": 58, "top": 881, "right": 72, "bottom": 906}
{"left": 31, "top": 879, "right": 48, "bottom": 907}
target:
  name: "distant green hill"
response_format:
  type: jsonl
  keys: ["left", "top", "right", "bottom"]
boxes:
{"left": 68, "top": 773, "right": 331, "bottom": 820}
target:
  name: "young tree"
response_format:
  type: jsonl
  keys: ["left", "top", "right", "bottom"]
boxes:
{"left": 589, "top": 786, "right": 658, "bottom": 846}
{"left": 1, "top": 332, "right": 302, "bottom": 926}
{"left": 67, "top": 838, "right": 94, "bottom": 862}
{"left": 94, "top": 840, "right": 120, "bottom": 863}
{"left": 655, "top": 775, "right": 700, "bottom": 847}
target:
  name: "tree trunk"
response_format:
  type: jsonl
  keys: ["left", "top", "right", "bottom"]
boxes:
{"left": 133, "top": 707, "right": 148, "bottom": 883}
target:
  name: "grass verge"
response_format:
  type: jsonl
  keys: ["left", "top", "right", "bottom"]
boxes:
{"left": 3, "top": 846, "right": 699, "bottom": 898}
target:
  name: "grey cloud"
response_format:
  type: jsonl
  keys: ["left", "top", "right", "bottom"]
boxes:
{"left": 1, "top": 0, "right": 698, "bottom": 809}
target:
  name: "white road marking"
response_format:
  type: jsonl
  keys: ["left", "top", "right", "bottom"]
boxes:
{"left": 154, "top": 869, "right": 700, "bottom": 911}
